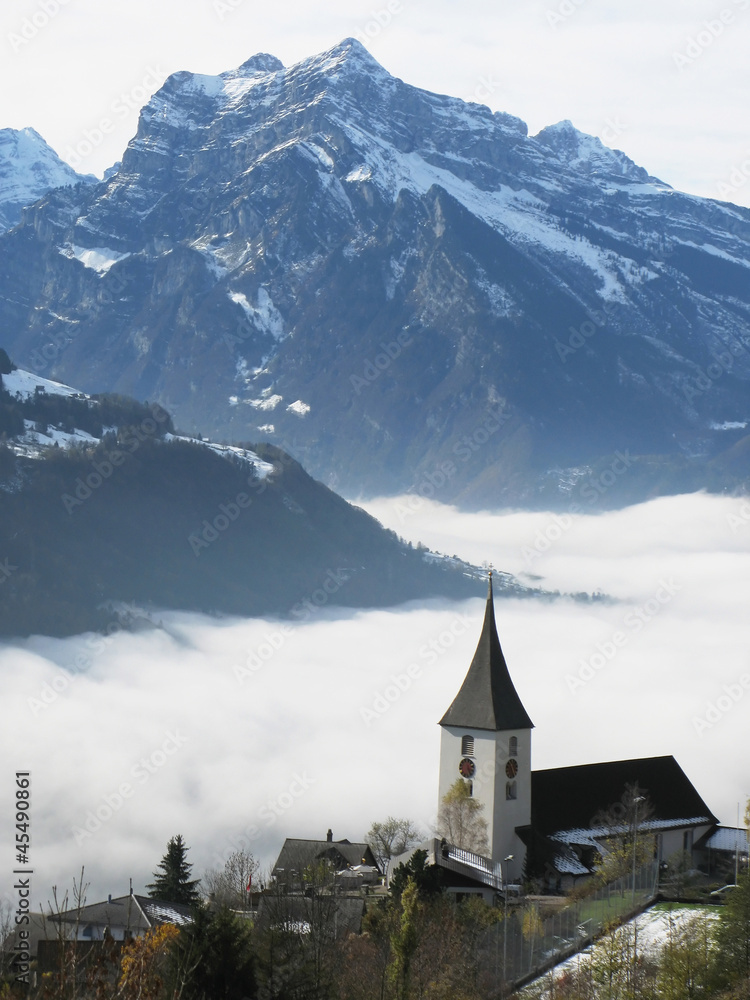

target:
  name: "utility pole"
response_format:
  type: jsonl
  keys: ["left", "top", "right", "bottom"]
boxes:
{"left": 502, "top": 854, "right": 513, "bottom": 999}
{"left": 631, "top": 796, "right": 645, "bottom": 905}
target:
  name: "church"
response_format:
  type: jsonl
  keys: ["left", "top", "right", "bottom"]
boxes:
{"left": 389, "top": 573, "right": 736, "bottom": 898}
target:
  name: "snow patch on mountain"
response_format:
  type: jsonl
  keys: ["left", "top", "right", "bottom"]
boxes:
{"left": 335, "top": 126, "right": 633, "bottom": 300}
{"left": 60, "top": 244, "right": 131, "bottom": 274}
{"left": 165, "top": 433, "right": 275, "bottom": 478}
{"left": 2, "top": 369, "right": 87, "bottom": 400}
{"left": 248, "top": 394, "right": 283, "bottom": 411}
{"left": 229, "top": 288, "right": 286, "bottom": 341}
{"left": 286, "top": 400, "right": 311, "bottom": 417}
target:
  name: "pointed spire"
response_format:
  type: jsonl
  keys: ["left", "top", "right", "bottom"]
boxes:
{"left": 439, "top": 572, "right": 534, "bottom": 732}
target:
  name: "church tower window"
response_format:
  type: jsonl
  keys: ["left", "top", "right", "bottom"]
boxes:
{"left": 508, "top": 736, "right": 518, "bottom": 757}
{"left": 506, "top": 781, "right": 517, "bottom": 800}
{"left": 461, "top": 735, "right": 475, "bottom": 757}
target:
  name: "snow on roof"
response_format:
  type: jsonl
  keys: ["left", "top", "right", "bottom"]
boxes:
{"left": 140, "top": 900, "right": 193, "bottom": 926}
{"left": 704, "top": 826, "right": 749, "bottom": 853}
{"left": 551, "top": 816, "right": 713, "bottom": 846}
{"left": 553, "top": 851, "right": 590, "bottom": 876}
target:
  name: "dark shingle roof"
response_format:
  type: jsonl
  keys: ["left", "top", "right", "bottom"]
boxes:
{"left": 530, "top": 755, "right": 717, "bottom": 836}
{"left": 439, "top": 574, "right": 533, "bottom": 732}
{"left": 273, "top": 838, "right": 377, "bottom": 876}
{"left": 52, "top": 894, "right": 193, "bottom": 931}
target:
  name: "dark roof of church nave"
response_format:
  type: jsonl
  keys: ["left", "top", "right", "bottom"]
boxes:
{"left": 530, "top": 755, "right": 718, "bottom": 836}
{"left": 439, "top": 574, "right": 534, "bottom": 732}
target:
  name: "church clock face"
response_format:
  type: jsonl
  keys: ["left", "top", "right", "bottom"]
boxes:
{"left": 459, "top": 757, "right": 476, "bottom": 778}
{"left": 505, "top": 758, "right": 519, "bottom": 779}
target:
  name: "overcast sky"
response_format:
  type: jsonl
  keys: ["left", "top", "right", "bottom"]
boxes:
{"left": 1, "top": 492, "right": 748, "bottom": 907}
{"left": 1, "top": 0, "right": 749, "bottom": 206}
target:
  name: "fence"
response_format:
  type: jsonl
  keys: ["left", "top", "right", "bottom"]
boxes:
{"left": 481, "top": 860, "right": 659, "bottom": 994}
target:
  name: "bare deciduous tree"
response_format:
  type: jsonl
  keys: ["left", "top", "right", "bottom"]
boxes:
{"left": 366, "top": 818, "right": 423, "bottom": 869}
{"left": 202, "top": 849, "right": 260, "bottom": 910}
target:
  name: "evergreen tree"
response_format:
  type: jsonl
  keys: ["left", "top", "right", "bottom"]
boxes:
{"left": 167, "top": 905, "right": 256, "bottom": 1000}
{"left": 389, "top": 849, "right": 443, "bottom": 900}
{"left": 0, "top": 348, "right": 14, "bottom": 375}
{"left": 713, "top": 869, "right": 750, "bottom": 988}
{"left": 147, "top": 834, "right": 201, "bottom": 904}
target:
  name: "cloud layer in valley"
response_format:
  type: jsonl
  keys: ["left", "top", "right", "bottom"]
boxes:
{"left": 1, "top": 491, "right": 748, "bottom": 907}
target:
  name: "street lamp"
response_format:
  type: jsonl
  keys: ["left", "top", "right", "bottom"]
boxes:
{"left": 631, "top": 796, "right": 645, "bottom": 905}
{"left": 502, "top": 854, "right": 514, "bottom": 998}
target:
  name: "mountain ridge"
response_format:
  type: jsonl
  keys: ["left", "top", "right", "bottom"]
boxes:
{"left": 1, "top": 362, "right": 552, "bottom": 638}
{"left": 1, "top": 39, "right": 749, "bottom": 508}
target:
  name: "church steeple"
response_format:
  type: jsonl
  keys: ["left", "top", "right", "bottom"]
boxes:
{"left": 437, "top": 571, "right": 533, "bottom": 865}
{"left": 439, "top": 573, "right": 533, "bottom": 732}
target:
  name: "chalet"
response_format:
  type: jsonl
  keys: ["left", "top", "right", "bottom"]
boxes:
{"left": 48, "top": 891, "right": 192, "bottom": 941}
{"left": 271, "top": 830, "right": 379, "bottom": 886}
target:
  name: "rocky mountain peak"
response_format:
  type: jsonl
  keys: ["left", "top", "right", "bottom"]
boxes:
{"left": 533, "top": 119, "right": 657, "bottom": 184}
{"left": 0, "top": 126, "right": 94, "bottom": 232}
{"left": 1, "top": 42, "right": 749, "bottom": 509}
{"left": 237, "top": 53, "right": 284, "bottom": 76}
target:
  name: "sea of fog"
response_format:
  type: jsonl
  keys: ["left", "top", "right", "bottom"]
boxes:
{"left": 1, "top": 491, "right": 748, "bottom": 906}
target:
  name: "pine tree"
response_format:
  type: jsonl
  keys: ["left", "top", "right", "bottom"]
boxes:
{"left": 147, "top": 834, "right": 201, "bottom": 904}
{"left": 0, "top": 348, "right": 14, "bottom": 375}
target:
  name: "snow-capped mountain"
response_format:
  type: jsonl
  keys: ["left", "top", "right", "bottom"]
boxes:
{"left": 0, "top": 127, "right": 95, "bottom": 232}
{"left": 1, "top": 40, "right": 749, "bottom": 507}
